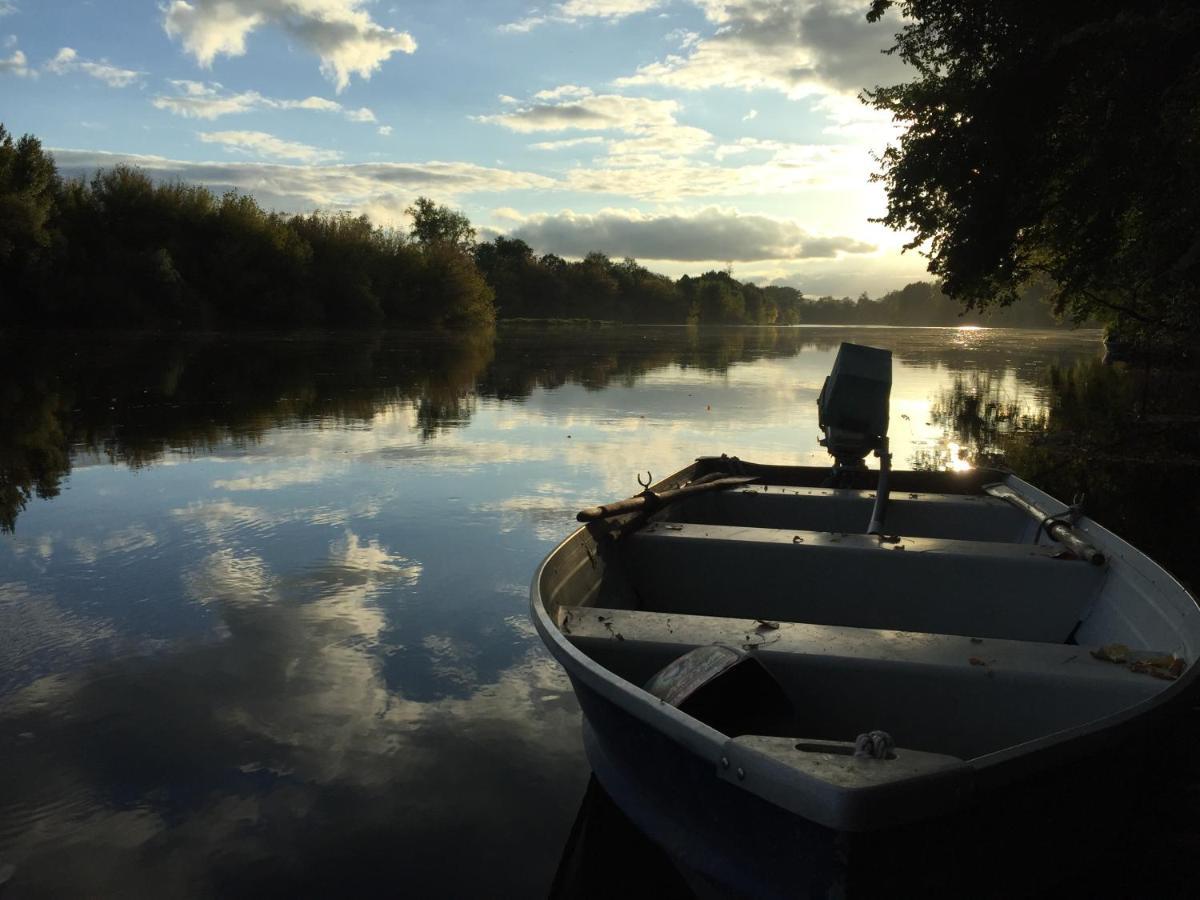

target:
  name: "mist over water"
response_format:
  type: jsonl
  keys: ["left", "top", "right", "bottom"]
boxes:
{"left": 0, "top": 325, "right": 1102, "bottom": 896}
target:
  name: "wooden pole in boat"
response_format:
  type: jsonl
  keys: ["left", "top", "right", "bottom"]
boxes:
{"left": 576, "top": 476, "right": 757, "bottom": 522}
{"left": 983, "top": 483, "right": 1106, "bottom": 566}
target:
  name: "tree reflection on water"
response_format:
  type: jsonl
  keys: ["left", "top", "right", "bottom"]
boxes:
{"left": 924, "top": 357, "right": 1200, "bottom": 590}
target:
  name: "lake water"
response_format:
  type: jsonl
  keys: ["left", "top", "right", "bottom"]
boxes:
{"left": 0, "top": 325, "right": 1105, "bottom": 896}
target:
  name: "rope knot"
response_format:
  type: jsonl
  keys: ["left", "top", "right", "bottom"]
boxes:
{"left": 853, "top": 730, "right": 895, "bottom": 760}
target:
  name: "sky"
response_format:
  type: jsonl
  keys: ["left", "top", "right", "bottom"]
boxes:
{"left": 0, "top": 0, "right": 932, "bottom": 296}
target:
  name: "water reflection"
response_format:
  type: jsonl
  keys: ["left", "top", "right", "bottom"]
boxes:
{"left": 0, "top": 325, "right": 1105, "bottom": 896}
{"left": 0, "top": 326, "right": 1095, "bottom": 535}
{"left": 926, "top": 356, "right": 1200, "bottom": 590}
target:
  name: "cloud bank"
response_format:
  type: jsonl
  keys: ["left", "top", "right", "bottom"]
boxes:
{"left": 618, "top": 0, "right": 905, "bottom": 99}
{"left": 506, "top": 207, "right": 876, "bottom": 261}
{"left": 49, "top": 148, "right": 555, "bottom": 224}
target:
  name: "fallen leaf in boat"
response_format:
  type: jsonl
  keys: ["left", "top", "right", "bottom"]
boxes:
{"left": 1129, "top": 655, "right": 1186, "bottom": 680}
{"left": 1140, "top": 654, "right": 1178, "bottom": 669}
{"left": 1091, "top": 643, "right": 1131, "bottom": 664}
{"left": 756, "top": 619, "right": 780, "bottom": 631}
{"left": 969, "top": 657, "right": 987, "bottom": 666}
{"left": 970, "top": 637, "right": 984, "bottom": 644}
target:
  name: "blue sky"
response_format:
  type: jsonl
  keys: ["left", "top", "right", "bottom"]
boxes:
{"left": 1, "top": 1, "right": 930, "bottom": 295}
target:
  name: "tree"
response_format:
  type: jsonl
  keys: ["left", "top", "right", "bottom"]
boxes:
{"left": 406, "top": 196, "right": 476, "bottom": 251}
{"left": 864, "top": 1, "right": 1200, "bottom": 340}
{"left": 0, "top": 126, "right": 60, "bottom": 313}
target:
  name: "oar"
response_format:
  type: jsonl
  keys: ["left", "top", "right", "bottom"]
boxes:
{"left": 983, "top": 482, "right": 1106, "bottom": 566}
{"left": 576, "top": 475, "right": 758, "bottom": 522}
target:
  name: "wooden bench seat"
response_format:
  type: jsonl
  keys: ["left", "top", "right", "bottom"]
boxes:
{"left": 618, "top": 523, "right": 1106, "bottom": 642}
{"left": 658, "top": 485, "right": 1031, "bottom": 542}
{"left": 562, "top": 607, "right": 1164, "bottom": 759}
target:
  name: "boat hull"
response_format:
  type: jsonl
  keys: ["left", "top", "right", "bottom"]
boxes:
{"left": 533, "top": 459, "right": 1200, "bottom": 895}
{"left": 572, "top": 673, "right": 842, "bottom": 899}
{"left": 569, "top": 667, "right": 1185, "bottom": 898}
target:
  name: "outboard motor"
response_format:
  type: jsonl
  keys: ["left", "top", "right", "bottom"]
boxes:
{"left": 817, "top": 342, "right": 893, "bottom": 533}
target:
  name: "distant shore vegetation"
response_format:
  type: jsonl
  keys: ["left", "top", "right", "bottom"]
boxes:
{"left": 2, "top": 124, "right": 1068, "bottom": 332}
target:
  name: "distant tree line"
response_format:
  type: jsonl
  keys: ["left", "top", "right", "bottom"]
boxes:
{"left": 0, "top": 126, "right": 494, "bottom": 330}
{"left": 2, "top": 123, "right": 1069, "bottom": 332}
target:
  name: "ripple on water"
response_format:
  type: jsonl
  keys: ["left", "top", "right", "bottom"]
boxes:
{"left": 0, "top": 584, "right": 118, "bottom": 696}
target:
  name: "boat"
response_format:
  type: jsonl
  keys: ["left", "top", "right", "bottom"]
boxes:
{"left": 531, "top": 343, "right": 1200, "bottom": 897}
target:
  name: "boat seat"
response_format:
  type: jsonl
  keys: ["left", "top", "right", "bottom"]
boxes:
{"left": 618, "top": 523, "right": 1106, "bottom": 642}
{"left": 657, "top": 485, "right": 1032, "bottom": 543}
{"left": 561, "top": 607, "right": 1166, "bottom": 760}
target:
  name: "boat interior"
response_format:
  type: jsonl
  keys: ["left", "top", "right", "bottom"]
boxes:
{"left": 546, "top": 472, "right": 1193, "bottom": 764}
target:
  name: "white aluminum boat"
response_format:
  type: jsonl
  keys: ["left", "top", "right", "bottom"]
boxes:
{"left": 531, "top": 344, "right": 1199, "bottom": 897}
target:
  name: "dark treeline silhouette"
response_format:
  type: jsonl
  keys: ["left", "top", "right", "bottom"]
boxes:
{"left": 2, "top": 124, "right": 1072, "bottom": 331}
{"left": 1, "top": 126, "right": 494, "bottom": 331}
{"left": 475, "top": 240, "right": 1066, "bottom": 327}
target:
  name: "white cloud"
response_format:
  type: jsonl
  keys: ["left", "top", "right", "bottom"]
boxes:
{"left": 49, "top": 148, "right": 557, "bottom": 225}
{"left": 559, "top": 0, "right": 665, "bottom": 17}
{"left": 378, "top": 125, "right": 392, "bottom": 136}
{"left": 500, "top": 15, "right": 548, "bottom": 34}
{"left": 198, "top": 130, "right": 343, "bottom": 164}
{"left": 0, "top": 2, "right": 16, "bottom": 17}
{"left": 162, "top": 0, "right": 417, "bottom": 92}
{"left": 529, "top": 135, "right": 606, "bottom": 151}
{"left": 502, "top": 0, "right": 664, "bottom": 32}
{"left": 742, "top": 108, "right": 758, "bottom": 121}
{"left": 532, "top": 84, "right": 593, "bottom": 101}
{"left": 617, "top": 0, "right": 906, "bottom": 101}
{"left": 0, "top": 45, "right": 26, "bottom": 77}
{"left": 505, "top": 206, "right": 876, "bottom": 261}
{"left": 44, "top": 47, "right": 143, "bottom": 87}
{"left": 480, "top": 90, "right": 713, "bottom": 160}
{"left": 560, "top": 139, "right": 871, "bottom": 201}
{"left": 152, "top": 80, "right": 379, "bottom": 124}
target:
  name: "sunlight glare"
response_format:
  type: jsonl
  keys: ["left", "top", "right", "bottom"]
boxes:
{"left": 947, "top": 441, "right": 973, "bottom": 471}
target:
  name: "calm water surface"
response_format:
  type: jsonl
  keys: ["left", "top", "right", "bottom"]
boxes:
{"left": 0, "top": 325, "right": 1102, "bottom": 897}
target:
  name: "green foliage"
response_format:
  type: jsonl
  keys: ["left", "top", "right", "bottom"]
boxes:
{"left": 415, "top": 242, "right": 496, "bottom": 329}
{"left": 407, "top": 197, "right": 476, "bottom": 252}
{"left": 0, "top": 126, "right": 61, "bottom": 315}
{"left": 864, "top": 1, "right": 1200, "bottom": 343}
